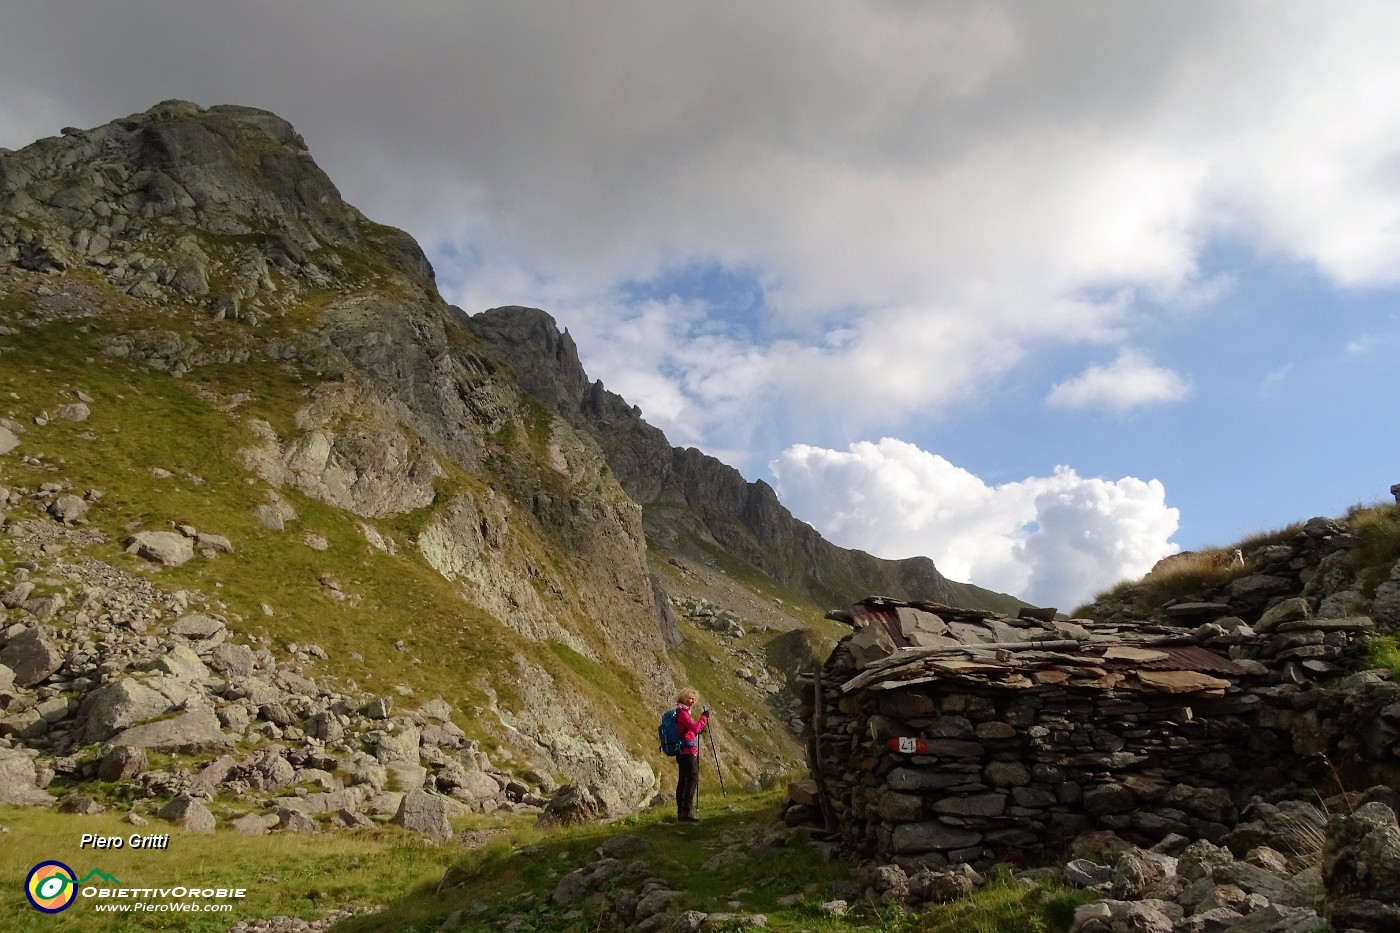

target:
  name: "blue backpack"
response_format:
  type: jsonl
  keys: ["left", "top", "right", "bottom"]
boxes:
{"left": 658, "top": 708, "right": 693, "bottom": 757}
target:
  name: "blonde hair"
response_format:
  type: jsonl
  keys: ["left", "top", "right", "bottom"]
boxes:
{"left": 676, "top": 687, "right": 699, "bottom": 705}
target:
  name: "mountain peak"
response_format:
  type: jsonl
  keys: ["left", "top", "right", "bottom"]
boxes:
{"left": 0, "top": 100, "right": 434, "bottom": 296}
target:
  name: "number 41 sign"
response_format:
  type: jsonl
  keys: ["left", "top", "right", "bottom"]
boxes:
{"left": 887, "top": 737, "right": 928, "bottom": 755}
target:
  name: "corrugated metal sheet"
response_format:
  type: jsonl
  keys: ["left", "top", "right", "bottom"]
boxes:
{"left": 1127, "top": 645, "right": 1247, "bottom": 676}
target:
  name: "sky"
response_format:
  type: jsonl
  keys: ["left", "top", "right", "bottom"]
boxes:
{"left": 3, "top": 2, "right": 1399, "bottom": 609}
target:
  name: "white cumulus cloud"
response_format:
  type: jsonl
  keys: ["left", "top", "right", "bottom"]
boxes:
{"left": 770, "top": 438, "right": 1179, "bottom": 609}
{"left": 1045, "top": 350, "right": 1192, "bottom": 413}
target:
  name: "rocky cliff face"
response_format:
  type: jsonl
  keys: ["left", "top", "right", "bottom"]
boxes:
{"left": 0, "top": 100, "right": 676, "bottom": 813}
{"left": 465, "top": 306, "right": 1022, "bottom": 614}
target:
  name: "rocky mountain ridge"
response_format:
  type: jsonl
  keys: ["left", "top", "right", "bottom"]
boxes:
{"left": 465, "top": 305, "right": 1023, "bottom": 615}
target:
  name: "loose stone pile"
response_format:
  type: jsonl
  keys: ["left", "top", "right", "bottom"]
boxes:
{"left": 0, "top": 486, "right": 552, "bottom": 835}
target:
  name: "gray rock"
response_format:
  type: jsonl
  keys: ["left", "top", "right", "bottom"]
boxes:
{"left": 170, "top": 613, "right": 226, "bottom": 642}
{"left": 1, "top": 582, "right": 36, "bottom": 609}
{"left": 97, "top": 745, "right": 148, "bottom": 782}
{"left": 157, "top": 794, "right": 216, "bottom": 833}
{"left": 0, "top": 747, "right": 55, "bottom": 806}
{"left": 189, "top": 756, "right": 238, "bottom": 796}
{"left": 1255, "top": 597, "right": 1311, "bottom": 632}
{"left": 126, "top": 531, "right": 194, "bottom": 566}
{"left": 54, "top": 403, "right": 91, "bottom": 422}
{"left": 393, "top": 789, "right": 454, "bottom": 840}
{"left": 1110, "top": 848, "right": 1177, "bottom": 899}
{"left": 932, "top": 793, "right": 1007, "bottom": 817}
{"left": 536, "top": 784, "right": 604, "bottom": 828}
{"left": 110, "top": 707, "right": 232, "bottom": 752}
{"left": 276, "top": 807, "right": 319, "bottom": 833}
{"left": 76, "top": 679, "right": 173, "bottom": 744}
{"left": 419, "top": 698, "right": 452, "bottom": 721}
{"left": 1225, "top": 575, "right": 1297, "bottom": 613}
{"left": 1065, "top": 858, "right": 1112, "bottom": 887}
{"left": 59, "top": 794, "right": 106, "bottom": 815}
{"left": 48, "top": 495, "right": 88, "bottom": 524}
{"left": 170, "top": 257, "right": 210, "bottom": 296}
{"left": 0, "top": 426, "right": 19, "bottom": 455}
{"left": 0, "top": 627, "right": 64, "bottom": 688}
{"left": 1323, "top": 801, "right": 1400, "bottom": 931}
{"left": 362, "top": 696, "right": 393, "bottom": 720}
{"left": 207, "top": 643, "right": 255, "bottom": 677}
{"left": 231, "top": 812, "right": 277, "bottom": 835}
{"left": 195, "top": 532, "right": 233, "bottom": 554}
{"left": 372, "top": 723, "right": 421, "bottom": 763}
{"left": 1071, "top": 900, "right": 1174, "bottom": 933}
{"left": 891, "top": 820, "right": 982, "bottom": 854}
{"left": 254, "top": 504, "right": 286, "bottom": 531}
{"left": 149, "top": 644, "right": 210, "bottom": 681}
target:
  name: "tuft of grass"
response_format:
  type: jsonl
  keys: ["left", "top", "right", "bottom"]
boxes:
{"left": 1368, "top": 635, "right": 1400, "bottom": 677}
{"left": 1113, "top": 548, "right": 1254, "bottom": 613}
{"left": 1346, "top": 502, "right": 1400, "bottom": 599}
{"left": 909, "top": 869, "right": 1094, "bottom": 933}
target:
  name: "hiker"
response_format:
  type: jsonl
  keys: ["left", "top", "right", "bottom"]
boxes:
{"left": 673, "top": 686, "right": 709, "bottom": 822}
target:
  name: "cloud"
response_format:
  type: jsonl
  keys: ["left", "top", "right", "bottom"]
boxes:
{"left": 1045, "top": 349, "right": 1192, "bottom": 413}
{"left": 770, "top": 438, "right": 1179, "bottom": 609}
{"left": 4, "top": 2, "right": 1400, "bottom": 462}
{"left": 1259, "top": 363, "right": 1294, "bottom": 397}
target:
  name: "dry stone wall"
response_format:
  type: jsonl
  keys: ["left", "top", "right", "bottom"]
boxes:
{"left": 790, "top": 597, "right": 1400, "bottom": 870}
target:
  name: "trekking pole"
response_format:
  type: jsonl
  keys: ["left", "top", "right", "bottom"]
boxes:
{"left": 706, "top": 720, "right": 727, "bottom": 798}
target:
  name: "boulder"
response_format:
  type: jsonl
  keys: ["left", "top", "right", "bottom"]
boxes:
{"left": 0, "top": 627, "right": 65, "bottom": 688}
{"left": 1323, "top": 801, "right": 1400, "bottom": 932}
{"left": 110, "top": 708, "right": 233, "bottom": 752}
{"left": 48, "top": 495, "right": 88, "bottom": 524}
{"left": 0, "top": 425, "right": 18, "bottom": 455}
{"left": 149, "top": 644, "right": 210, "bottom": 681}
{"left": 126, "top": 531, "right": 194, "bottom": 566}
{"left": 76, "top": 679, "right": 173, "bottom": 744}
{"left": 231, "top": 812, "right": 278, "bottom": 835}
{"left": 276, "top": 807, "right": 319, "bottom": 833}
{"left": 189, "top": 756, "right": 238, "bottom": 796}
{"left": 0, "top": 747, "right": 55, "bottom": 806}
{"left": 54, "top": 403, "right": 91, "bottom": 422}
{"left": 97, "top": 745, "right": 149, "bottom": 782}
{"left": 393, "top": 789, "right": 454, "bottom": 840}
{"left": 1, "top": 582, "right": 35, "bottom": 609}
{"left": 207, "top": 643, "right": 255, "bottom": 678}
{"left": 536, "top": 784, "right": 604, "bottom": 828}
{"left": 170, "top": 613, "right": 226, "bottom": 642}
{"left": 157, "top": 795, "right": 216, "bottom": 833}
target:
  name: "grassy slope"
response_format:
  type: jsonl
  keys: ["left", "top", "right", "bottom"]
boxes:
{"left": 0, "top": 275, "right": 678, "bottom": 766}
{"left": 1, "top": 791, "right": 1091, "bottom": 933}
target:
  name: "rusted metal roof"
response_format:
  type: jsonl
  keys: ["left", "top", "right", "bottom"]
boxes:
{"left": 1131, "top": 644, "right": 1247, "bottom": 676}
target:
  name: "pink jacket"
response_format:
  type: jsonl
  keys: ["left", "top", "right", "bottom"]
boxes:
{"left": 676, "top": 704, "right": 708, "bottom": 757}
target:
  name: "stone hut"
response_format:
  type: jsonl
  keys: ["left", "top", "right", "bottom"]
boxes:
{"left": 790, "top": 596, "right": 1395, "bottom": 869}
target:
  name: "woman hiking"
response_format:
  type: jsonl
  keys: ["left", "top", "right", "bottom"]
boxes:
{"left": 673, "top": 687, "right": 709, "bottom": 822}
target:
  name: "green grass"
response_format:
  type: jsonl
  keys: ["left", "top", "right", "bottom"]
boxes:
{"left": 1346, "top": 502, "right": 1400, "bottom": 599}
{"left": 0, "top": 805, "right": 459, "bottom": 933}
{"left": 1369, "top": 635, "right": 1400, "bottom": 677}
{"left": 2, "top": 794, "right": 1099, "bottom": 933}
{"left": 0, "top": 304, "right": 675, "bottom": 768}
{"left": 1077, "top": 547, "right": 1255, "bottom": 618}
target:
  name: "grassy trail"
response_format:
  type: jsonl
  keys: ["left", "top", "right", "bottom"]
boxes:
{"left": 4, "top": 789, "right": 1087, "bottom": 933}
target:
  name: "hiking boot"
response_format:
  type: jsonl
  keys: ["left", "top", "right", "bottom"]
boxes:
{"left": 679, "top": 812, "right": 699, "bottom": 822}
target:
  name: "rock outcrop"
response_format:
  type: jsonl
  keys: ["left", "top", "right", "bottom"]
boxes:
{"left": 464, "top": 306, "right": 1021, "bottom": 613}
